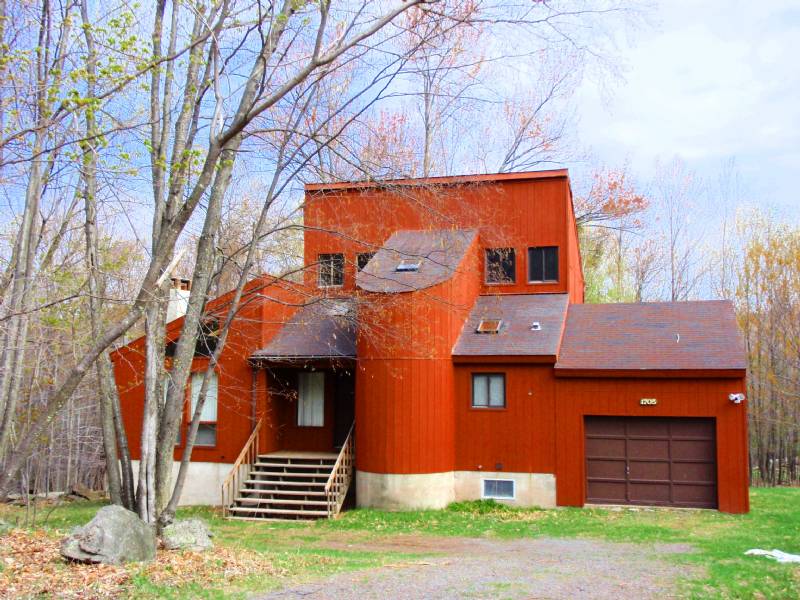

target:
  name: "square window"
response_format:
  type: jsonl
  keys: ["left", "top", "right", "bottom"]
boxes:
{"left": 196, "top": 423, "right": 217, "bottom": 446}
{"left": 482, "top": 479, "right": 515, "bottom": 499}
{"left": 476, "top": 318, "right": 502, "bottom": 334}
{"left": 357, "top": 252, "right": 375, "bottom": 271}
{"left": 485, "top": 248, "right": 516, "bottom": 283}
{"left": 528, "top": 246, "right": 559, "bottom": 282}
{"left": 318, "top": 253, "right": 344, "bottom": 287}
{"left": 472, "top": 373, "right": 505, "bottom": 408}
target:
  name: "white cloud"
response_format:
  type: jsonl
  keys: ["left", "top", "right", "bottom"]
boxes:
{"left": 571, "top": 0, "right": 800, "bottom": 214}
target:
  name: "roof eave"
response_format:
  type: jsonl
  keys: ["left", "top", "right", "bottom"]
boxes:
{"left": 553, "top": 367, "right": 747, "bottom": 379}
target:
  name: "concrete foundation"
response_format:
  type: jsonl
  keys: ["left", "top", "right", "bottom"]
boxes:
{"left": 130, "top": 460, "right": 232, "bottom": 506}
{"left": 454, "top": 471, "right": 556, "bottom": 508}
{"left": 356, "top": 471, "right": 455, "bottom": 509}
{"left": 356, "top": 470, "right": 557, "bottom": 510}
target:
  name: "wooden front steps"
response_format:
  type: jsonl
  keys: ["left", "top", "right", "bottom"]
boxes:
{"left": 226, "top": 451, "right": 339, "bottom": 521}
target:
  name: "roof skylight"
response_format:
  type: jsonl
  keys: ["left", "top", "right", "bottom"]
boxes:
{"left": 476, "top": 318, "right": 502, "bottom": 334}
{"left": 396, "top": 258, "right": 422, "bottom": 272}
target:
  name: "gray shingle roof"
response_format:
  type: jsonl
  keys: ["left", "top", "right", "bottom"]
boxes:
{"left": 356, "top": 229, "right": 477, "bottom": 293}
{"left": 555, "top": 300, "right": 747, "bottom": 372}
{"left": 453, "top": 294, "right": 569, "bottom": 358}
{"left": 250, "top": 299, "right": 356, "bottom": 361}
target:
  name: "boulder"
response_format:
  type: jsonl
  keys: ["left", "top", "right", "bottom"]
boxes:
{"left": 161, "top": 518, "right": 213, "bottom": 551}
{"left": 60, "top": 505, "right": 156, "bottom": 564}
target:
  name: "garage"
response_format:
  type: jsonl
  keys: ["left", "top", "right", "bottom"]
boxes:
{"left": 585, "top": 416, "right": 718, "bottom": 509}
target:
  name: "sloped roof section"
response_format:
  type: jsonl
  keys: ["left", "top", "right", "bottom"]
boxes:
{"left": 555, "top": 300, "right": 747, "bottom": 372}
{"left": 356, "top": 229, "right": 477, "bottom": 293}
{"left": 250, "top": 299, "right": 356, "bottom": 362}
{"left": 453, "top": 294, "right": 569, "bottom": 358}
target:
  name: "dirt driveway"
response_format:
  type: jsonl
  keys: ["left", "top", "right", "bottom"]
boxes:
{"left": 258, "top": 536, "right": 698, "bottom": 599}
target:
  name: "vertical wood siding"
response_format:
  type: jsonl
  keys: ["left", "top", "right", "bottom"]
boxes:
{"left": 304, "top": 177, "right": 581, "bottom": 299}
{"left": 453, "top": 364, "right": 556, "bottom": 473}
{"left": 553, "top": 376, "right": 749, "bottom": 514}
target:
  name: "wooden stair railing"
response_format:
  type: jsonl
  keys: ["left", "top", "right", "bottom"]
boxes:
{"left": 221, "top": 416, "right": 264, "bottom": 517}
{"left": 324, "top": 423, "right": 355, "bottom": 518}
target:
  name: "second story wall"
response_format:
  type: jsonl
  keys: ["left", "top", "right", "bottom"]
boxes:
{"left": 303, "top": 171, "right": 585, "bottom": 301}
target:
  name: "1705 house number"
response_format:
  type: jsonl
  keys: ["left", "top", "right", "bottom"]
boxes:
{"left": 640, "top": 398, "right": 658, "bottom": 406}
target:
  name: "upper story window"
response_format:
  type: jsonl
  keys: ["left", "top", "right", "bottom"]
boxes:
{"left": 472, "top": 373, "right": 506, "bottom": 408}
{"left": 318, "top": 253, "right": 344, "bottom": 287}
{"left": 485, "top": 248, "right": 516, "bottom": 284}
{"left": 357, "top": 252, "right": 375, "bottom": 271}
{"left": 528, "top": 246, "right": 558, "bottom": 283}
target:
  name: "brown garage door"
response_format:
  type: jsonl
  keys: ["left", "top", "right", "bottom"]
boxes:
{"left": 585, "top": 417, "right": 717, "bottom": 508}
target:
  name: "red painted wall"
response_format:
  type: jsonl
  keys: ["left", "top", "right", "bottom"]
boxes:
{"left": 355, "top": 235, "right": 482, "bottom": 474}
{"left": 553, "top": 376, "right": 749, "bottom": 513}
{"left": 304, "top": 173, "right": 584, "bottom": 299}
{"left": 112, "top": 277, "right": 306, "bottom": 464}
{"left": 454, "top": 364, "right": 556, "bottom": 474}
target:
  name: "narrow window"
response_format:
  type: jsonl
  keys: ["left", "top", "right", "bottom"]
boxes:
{"left": 298, "top": 372, "right": 325, "bottom": 427}
{"left": 485, "top": 248, "right": 516, "bottom": 283}
{"left": 482, "top": 479, "right": 515, "bottom": 499}
{"left": 357, "top": 252, "right": 375, "bottom": 271}
{"left": 190, "top": 371, "right": 218, "bottom": 446}
{"left": 472, "top": 373, "right": 505, "bottom": 408}
{"left": 318, "top": 253, "right": 344, "bottom": 287}
{"left": 528, "top": 246, "right": 559, "bottom": 282}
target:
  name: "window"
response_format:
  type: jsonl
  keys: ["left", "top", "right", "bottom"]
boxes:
{"left": 190, "top": 371, "right": 218, "bottom": 446}
{"left": 396, "top": 258, "right": 421, "bottom": 272}
{"left": 485, "top": 248, "right": 516, "bottom": 283}
{"left": 482, "top": 479, "right": 515, "bottom": 500}
{"left": 318, "top": 253, "right": 344, "bottom": 287}
{"left": 528, "top": 246, "right": 558, "bottom": 282}
{"left": 357, "top": 252, "right": 375, "bottom": 271}
{"left": 472, "top": 373, "right": 505, "bottom": 408}
{"left": 476, "top": 318, "right": 502, "bottom": 334}
{"left": 298, "top": 372, "right": 324, "bottom": 427}
{"left": 164, "top": 319, "right": 219, "bottom": 358}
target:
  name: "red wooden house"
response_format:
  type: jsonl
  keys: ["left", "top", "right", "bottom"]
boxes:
{"left": 112, "top": 170, "right": 749, "bottom": 520}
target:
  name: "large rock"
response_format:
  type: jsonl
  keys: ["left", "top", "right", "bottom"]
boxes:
{"left": 60, "top": 505, "right": 156, "bottom": 564}
{"left": 161, "top": 518, "right": 213, "bottom": 551}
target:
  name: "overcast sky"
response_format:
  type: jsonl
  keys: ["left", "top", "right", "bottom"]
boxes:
{"left": 570, "top": 0, "right": 799, "bottom": 220}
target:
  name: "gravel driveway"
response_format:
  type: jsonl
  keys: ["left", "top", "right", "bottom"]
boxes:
{"left": 258, "top": 537, "right": 698, "bottom": 599}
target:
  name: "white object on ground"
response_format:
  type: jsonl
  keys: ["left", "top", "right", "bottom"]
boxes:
{"left": 745, "top": 549, "right": 800, "bottom": 563}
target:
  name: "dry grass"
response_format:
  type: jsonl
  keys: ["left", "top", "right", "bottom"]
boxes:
{"left": 0, "top": 528, "right": 281, "bottom": 599}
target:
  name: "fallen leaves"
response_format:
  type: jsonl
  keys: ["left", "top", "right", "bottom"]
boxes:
{"left": 0, "top": 528, "right": 281, "bottom": 599}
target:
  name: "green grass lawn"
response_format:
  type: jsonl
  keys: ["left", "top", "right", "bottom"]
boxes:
{"left": 2, "top": 487, "right": 799, "bottom": 598}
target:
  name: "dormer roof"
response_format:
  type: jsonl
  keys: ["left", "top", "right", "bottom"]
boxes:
{"left": 356, "top": 229, "right": 477, "bottom": 293}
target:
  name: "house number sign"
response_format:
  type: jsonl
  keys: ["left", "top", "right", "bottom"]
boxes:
{"left": 640, "top": 398, "right": 658, "bottom": 406}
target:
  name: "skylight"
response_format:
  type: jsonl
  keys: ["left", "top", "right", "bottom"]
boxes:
{"left": 396, "top": 258, "right": 422, "bottom": 272}
{"left": 476, "top": 318, "right": 502, "bottom": 334}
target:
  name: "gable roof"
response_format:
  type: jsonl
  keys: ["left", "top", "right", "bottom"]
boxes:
{"left": 555, "top": 300, "right": 747, "bottom": 373}
{"left": 250, "top": 299, "right": 356, "bottom": 362}
{"left": 453, "top": 294, "right": 569, "bottom": 359}
{"left": 356, "top": 229, "right": 477, "bottom": 293}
